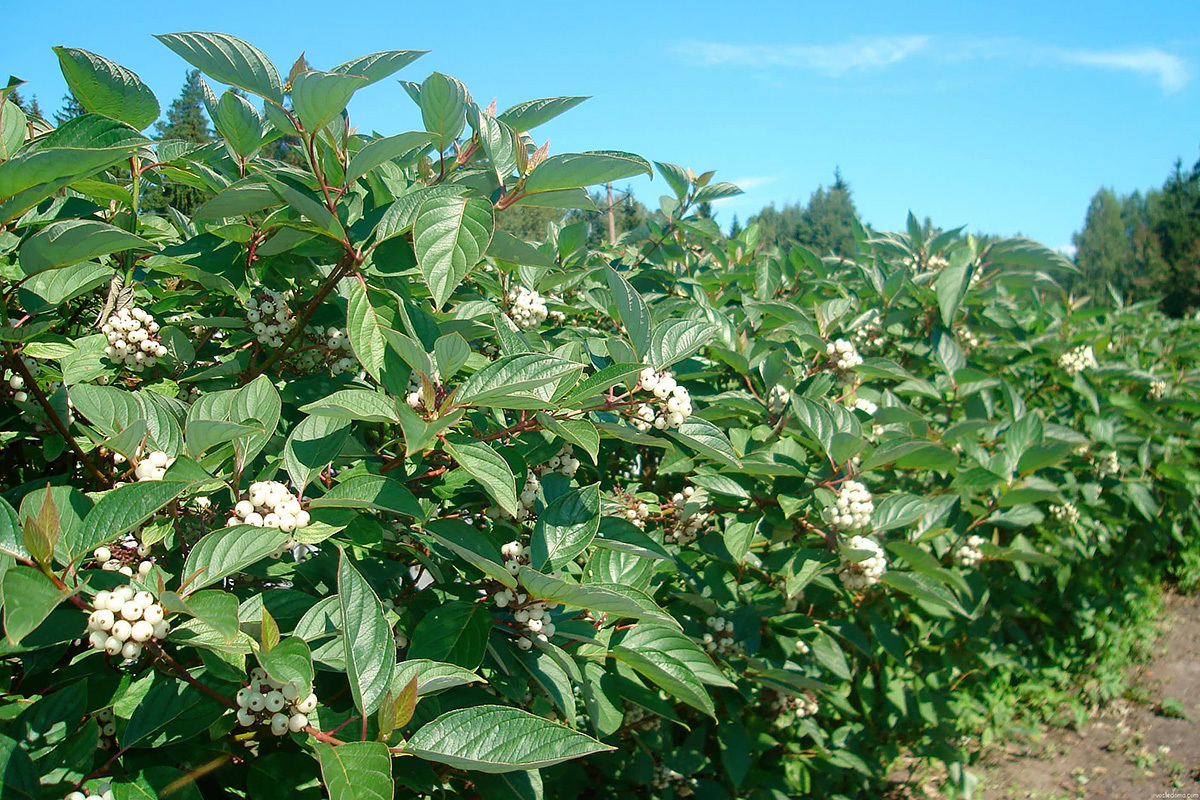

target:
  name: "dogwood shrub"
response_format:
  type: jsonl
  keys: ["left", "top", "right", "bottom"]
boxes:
{"left": 0, "top": 31, "right": 1196, "bottom": 800}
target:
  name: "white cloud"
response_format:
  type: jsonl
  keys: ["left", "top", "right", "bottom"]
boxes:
{"left": 710, "top": 175, "right": 782, "bottom": 206}
{"left": 679, "top": 36, "right": 930, "bottom": 75}
{"left": 677, "top": 35, "right": 1191, "bottom": 94}
{"left": 726, "top": 175, "right": 779, "bottom": 192}
{"left": 1053, "top": 47, "right": 1190, "bottom": 94}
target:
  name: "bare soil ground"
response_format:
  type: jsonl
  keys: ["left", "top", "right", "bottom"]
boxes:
{"left": 974, "top": 592, "right": 1200, "bottom": 799}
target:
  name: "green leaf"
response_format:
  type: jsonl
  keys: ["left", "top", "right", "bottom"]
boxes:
{"left": 76, "top": 481, "right": 189, "bottom": 560}
{"left": 2, "top": 567, "right": 68, "bottom": 645}
{"left": 531, "top": 484, "right": 601, "bottom": 571}
{"left": 872, "top": 494, "right": 927, "bottom": 532}
{"left": 19, "top": 220, "right": 151, "bottom": 277}
{"left": 315, "top": 741, "right": 393, "bottom": 800}
{"left": 562, "top": 363, "right": 645, "bottom": 403}
{"left": 391, "top": 658, "right": 485, "bottom": 696}
{"left": 300, "top": 389, "right": 401, "bottom": 423}
{"left": 291, "top": 70, "right": 368, "bottom": 133}
{"left": 186, "top": 420, "right": 263, "bottom": 458}
{"left": 337, "top": 551, "right": 395, "bottom": 716}
{"left": 0, "top": 144, "right": 142, "bottom": 222}
{"left": 880, "top": 572, "right": 970, "bottom": 617}
{"left": 524, "top": 151, "right": 651, "bottom": 194}
{"left": 176, "top": 590, "right": 240, "bottom": 643}
{"left": 419, "top": 72, "right": 468, "bottom": 152}
{"left": 346, "top": 131, "right": 435, "bottom": 184}
{"left": 0, "top": 733, "right": 39, "bottom": 800}
{"left": 0, "top": 497, "right": 28, "bottom": 561}
{"left": 611, "top": 624, "right": 730, "bottom": 717}
{"left": 456, "top": 353, "right": 582, "bottom": 409}
{"left": 406, "top": 705, "right": 612, "bottom": 773}
{"left": 333, "top": 50, "right": 428, "bottom": 85}
{"left": 862, "top": 438, "right": 957, "bottom": 472}
{"left": 667, "top": 417, "right": 741, "bottom": 468}
{"left": 605, "top": 267, "right": 651, "bottom": 358}
{"left": 124, "top": 677, "right": 227, "bottom": 749}
{"left": 477, "top": 114, "right": 519, "bottom": 183}
{"left": 407, "top": 600, "right": 491, "bottom": 669}
{"left": 650, "top": 319, "right": 715, "bottom": 370}
{"left": 21, "top": 489, "right": 59, "bottom": 568}
{"left": 283, "top": 415, "right": 350, "bottom": 495}
{"left": 434, "top": 333, "right": 471, "bottom": 381}
{"left": 257, "top": 636, "right": 314, "bottom": 695}
{"left": 154, "top": 32, "right": 283, "bottom": 102}
{"left": 935, "top": 255, "right": 970, "bottom": 327}
{"left": 413, "top": 195, "right": 494, "bottom": 310}
{"left": 498, "top": 96, "right": 589, "bottom": 132}
{"left": 421, "top": 519, "right": 515, "bottom": 589}
{"left": 53, "top": 47, "right": 159, "bottom": 130}
{"left": 344, "top": 279, "right": 389, "bottom": 382}
{"left": 214, "top": 90, "right": 264, "bottom": 159}
{"left": 182, "top": 525, "right": 290, "bottom": 593}
{"left": 444, "top": 437, "right": 518, "bottom": 516}
{"left": 517, "top": 568, "right": 677, "bottom": 627}
{"left": 536, "top": 414, "right": 600, "bottom": 464}
{"left": 310, "top": 475, "right": 421, "bottom": 518}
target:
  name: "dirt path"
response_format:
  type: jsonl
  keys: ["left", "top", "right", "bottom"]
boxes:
{"left": 976, "top": 592, "right": 1200, "bottom": 799}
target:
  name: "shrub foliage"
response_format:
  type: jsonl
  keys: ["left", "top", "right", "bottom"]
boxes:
{"left": 0, "top": 32, "right": 1196, "bottom": 800}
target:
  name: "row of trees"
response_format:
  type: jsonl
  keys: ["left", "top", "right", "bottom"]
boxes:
{"left": 1072, "top": 155, "right": 1200, "bottom": 316}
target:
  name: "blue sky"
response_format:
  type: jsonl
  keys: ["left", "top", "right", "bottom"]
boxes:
{"left": 5, "top": 0, "right": 1199, "bottom": 250}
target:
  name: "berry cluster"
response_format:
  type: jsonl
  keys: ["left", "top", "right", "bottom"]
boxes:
{"left": 405, "top": 370, "right": 439, "bottom": 412}
{"left": 650, "top": 765, "right": 696, "bottom": 796}
{"left": 1058, "top": 344, "right": 1098, "bottom": 375}
{"left": 102, "top": 307, "right": 168, "bottom": 371}
{"left": 665, "top": 486, "right": 707, "bottom": 545}
{"left": 380, "top": 598, "right": 409, "bottom": 649}
{"left": 94, "top": 707, "right": 117, "bottom": 747}
{"left": 776, "top": 692, "right": 819, "bottom": 721}
{"left": 622, "top": 703, "right": 661, "bottom": 731}
{"left": 839, "top": 535, "right": 887, "bottom": 590}
{"left": 767, "top": 383, "right": 790, "bottom": 416}
{"left": 133, "top": 450, "right": 175, "bottom": 482}
{"left": 960, "top": 327, "right": 981, "bottom": 350}
{"left": 824, "top": 480, "right": 874, "bottom": 532}
{"left": 1093, "top": 450, "right": 1120, "bottom": 478}
{"left": 234, "top": 667, "right": 318, "bottom": 736}
{"left": 64, "top": 782, "right": 113, "bottom": 800}
{"left": 953, "top": 534, "right": 987, "bottom": 568}
{"left": 487, "top": 473, "right": 541, "bottom": 523}
{"left": 226, "top": 481, "right": 311, "bottom": 558}
{"left": 1049, "top": 501, "right": 1080, "bottom": 526}
{"left": 93, "top": 537, "right": 153, "bottom": 578}
{"left": 505, "top": 286, "right": 549, "bottom": 330}
{"left": 3, "top": 357, "right": 36, "bottom": 403}
{"left": 849, "top": 396, "right": 877, "bottom": 416}
{"left": 500, "top": 539, "right": 530, "bottom": 577}
{"left": 617, "top": 492, "right": 651, "bottom": 529}
{"left": 852, "top": 317, "right": 885, "bottom": 348}
{"left": 701, "top": 615, "right": 736, "bottom": 654}
{"left": 85, "top": 586, "right": 168, "bottom": 662}
{"left": 493, "top": 576, "right": 559, "bottom": 649}
{"left": 1150, "top": 379, "right": 1169, "bottom": 400}
{"left": 246, "top": 289, "right": 295, "bottom": 348}
{"left": 794, "top": 638, "right": 810, "bottom": 657}
{"left": 631, "top": 367, "right": 692, "bottom": 431}
{"left": 533, "top": 443, "right": 581, "bottom": 480}
{"left": 826, "top": 339, "right": 864, "bottom": 372}
{"left": 323, "top": 327, "right": 358, "bottom": 375}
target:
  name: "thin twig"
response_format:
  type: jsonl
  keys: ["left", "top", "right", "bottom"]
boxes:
{"left": 4, "top": 348, "right": 107, "bottom": 482}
